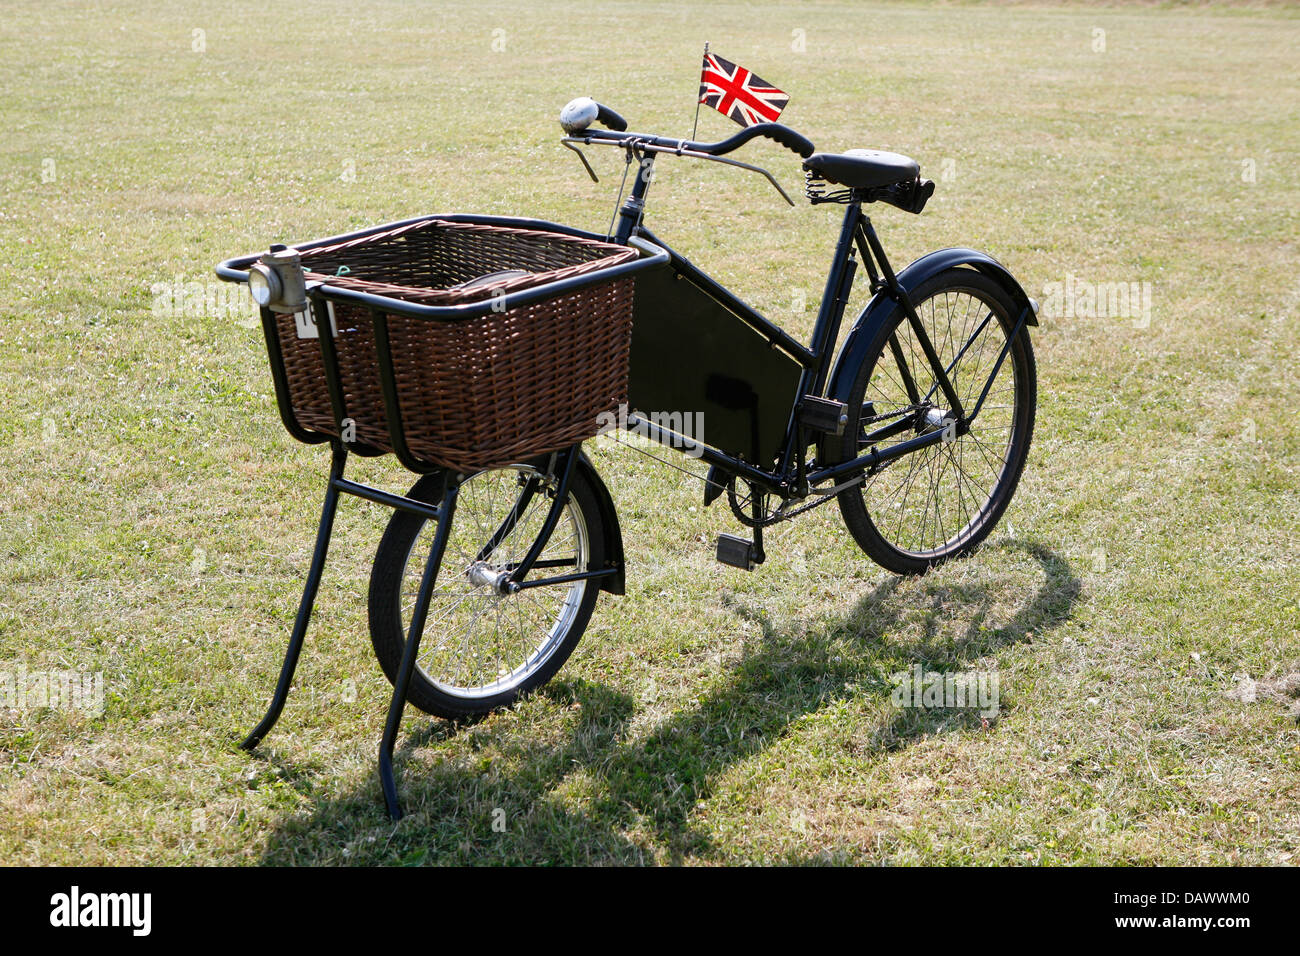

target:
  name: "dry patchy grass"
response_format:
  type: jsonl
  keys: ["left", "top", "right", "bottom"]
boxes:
{"left": 0, "top": 0, "right": 1297, "bottom": 865}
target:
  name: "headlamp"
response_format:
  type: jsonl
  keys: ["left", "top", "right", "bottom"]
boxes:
{"left": 248, "top": 264, "right": 280, "bottom": 307}
{"left": 249, "top": 244, "right": 307, "bottom": 313}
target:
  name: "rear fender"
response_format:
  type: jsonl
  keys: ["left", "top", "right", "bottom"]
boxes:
{"left": 826, "top": 247, "right": 1036, "bottom": 408}
{"left": 820, "top": 248, "right": 1036, "bottom": 463}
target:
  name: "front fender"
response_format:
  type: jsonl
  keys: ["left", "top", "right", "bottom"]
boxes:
{"left": 824, "top": 247, "right": 1036, "bottom": 412}
{"left": 576, "top": 450, "right": 625, "bottom": 596}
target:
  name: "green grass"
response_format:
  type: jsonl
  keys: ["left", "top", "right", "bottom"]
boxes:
{"left": 1, "top": 0, "right": 1297, "bottom": 865}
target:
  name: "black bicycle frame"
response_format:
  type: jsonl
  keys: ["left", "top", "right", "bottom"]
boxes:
{"left": 614, "top": 150, "right": 983, "bottom": 500}
{"left": 223, "top": 160, "right": 1021, "bottom": 819}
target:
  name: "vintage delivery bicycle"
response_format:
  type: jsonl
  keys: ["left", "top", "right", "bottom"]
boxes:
{"left": 216, "top": 96, "right": 1038, "bottom": 818}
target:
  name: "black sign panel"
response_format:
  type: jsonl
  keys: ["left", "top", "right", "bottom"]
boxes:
{"left": 628, "top": 263, "right": 803, "bottom": 466}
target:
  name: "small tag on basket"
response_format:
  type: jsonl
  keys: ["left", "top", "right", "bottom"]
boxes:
{"left": 294, "top": 302, "right": 338, "bottom": 339}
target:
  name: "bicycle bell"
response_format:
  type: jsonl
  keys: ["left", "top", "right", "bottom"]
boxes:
{"left": 559, "top": 96, "right": 599, "bottom": 133}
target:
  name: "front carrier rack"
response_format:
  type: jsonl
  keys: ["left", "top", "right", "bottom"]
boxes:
{"left": 216, "top": 214, "right": 667, "bottom": 817}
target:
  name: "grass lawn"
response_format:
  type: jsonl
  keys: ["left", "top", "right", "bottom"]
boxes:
{"left": 1, "top": 0, "right": 1297, "bottom": 865}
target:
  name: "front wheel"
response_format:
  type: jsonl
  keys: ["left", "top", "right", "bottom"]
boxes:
{"left": 368, "top": 455, "right": 607, "bottom": 719}
{"left": 835, "top": 269, "right": 1037, "bottom": 574}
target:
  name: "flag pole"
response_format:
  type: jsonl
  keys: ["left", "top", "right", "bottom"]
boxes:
{"left": 690, "top": 41, "right": 709, "bottom": 142}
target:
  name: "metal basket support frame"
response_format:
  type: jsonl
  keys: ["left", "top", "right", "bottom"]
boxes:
{"left": 237, "top": 438, "right": 592, "bottom": 820}
{"left": 239, "top": 273, "right": 610, "bottom": 816}
{"left": 217, "top": 216, "right": 666, "bottom": 819}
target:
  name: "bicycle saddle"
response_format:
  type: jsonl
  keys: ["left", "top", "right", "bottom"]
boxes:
{"left": 802, "top": 149, "right": 920, "bottom": 190}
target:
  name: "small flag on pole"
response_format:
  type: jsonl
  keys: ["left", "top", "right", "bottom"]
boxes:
{"left": 698, "top": 50, "right": 790, "bottom": 128}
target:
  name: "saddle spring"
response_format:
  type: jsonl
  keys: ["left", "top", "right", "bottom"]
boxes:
{"left": 804, "top": 169, "right": 853, "bottom": 205}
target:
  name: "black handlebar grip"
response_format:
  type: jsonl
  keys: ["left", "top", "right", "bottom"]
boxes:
{"left": 595, "top": 103, "right": 628, "bottom": 132}
{"left": 759, "top": 123, "right": 815, "bottom": 158}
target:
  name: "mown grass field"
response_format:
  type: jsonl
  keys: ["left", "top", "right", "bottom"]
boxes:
{"left": 1, "top": 0, "right": 1297, "bottom": 865}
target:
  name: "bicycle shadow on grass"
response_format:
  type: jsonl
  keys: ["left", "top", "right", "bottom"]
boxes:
{"left": 258, "top": 540, "right": 1080, "bottom": 865}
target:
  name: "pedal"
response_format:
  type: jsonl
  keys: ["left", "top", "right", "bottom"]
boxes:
{"left": 716, "top": 533, "right": 758, "bottom": 571}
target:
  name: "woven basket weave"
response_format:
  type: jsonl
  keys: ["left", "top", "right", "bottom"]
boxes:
{"left": 269, "top": 218, "right": 638, "bottom": 472}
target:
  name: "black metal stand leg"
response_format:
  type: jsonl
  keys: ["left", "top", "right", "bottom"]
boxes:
{"left": 379, "top": 479, "right": 459, "bottom": 821}
{"left": 240, "top": 443, "right": 348, "bottom": 751}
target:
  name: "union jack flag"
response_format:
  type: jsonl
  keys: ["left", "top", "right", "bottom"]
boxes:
{"left": 698, "top": 51, "right": 789, "bottom": 128}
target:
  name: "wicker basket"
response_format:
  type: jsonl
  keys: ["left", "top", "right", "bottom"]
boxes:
{"left": 269, "top": 218, "right": 639, "bottom": 472}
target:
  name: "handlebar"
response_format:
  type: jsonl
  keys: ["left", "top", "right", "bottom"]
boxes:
{"left": 594, "top": 102, "right": 627, "bottom": 132}
{"left": 697, "top": 122, "right": 815, "bottom": 159}
{"left": 559, "top": 97, "right": 815, "bottom": 158}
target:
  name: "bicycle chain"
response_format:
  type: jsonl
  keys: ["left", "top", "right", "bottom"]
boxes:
{"left": 755, "top": 491, "right": 843, "bottom": 527}
{"left": 604, "top": 430, "right": 865, "bottom": 529}
{"left": 728, "top": 477, "right": 865, "bottom": 528}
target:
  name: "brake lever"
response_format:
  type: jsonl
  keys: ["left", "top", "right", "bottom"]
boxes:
{"left": 634, "top": 142, "right": 795, "bottom": 206}
{"left": 708, "top": 152, "right": 795, "bottom": 206}
{"left": 562, "top": 140, "right": 599, "bottom": 183}
{"left": 561, "top": 137, "right": 794, "bottom": 206}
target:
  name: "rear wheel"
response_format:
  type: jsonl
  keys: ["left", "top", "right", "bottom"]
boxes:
{"left": 368, "top": 456, "right": 606, "bottom": 719}
{"left": 836, "top": 269, "right": 1036, "bottom": 574}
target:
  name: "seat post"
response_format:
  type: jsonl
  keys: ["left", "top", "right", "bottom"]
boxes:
{"left": 776, "top": 201, "right": 862, "bottom": 479}
{"left": 807, "top": 201, "right": 862, "bottom": 395}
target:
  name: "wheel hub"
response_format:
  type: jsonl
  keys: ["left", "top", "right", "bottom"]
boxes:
{"left": 466, "top": 561, "right": 512, "bottom": 595}
{"left": 918, "top": 406, "right": 953, "bottom": 434}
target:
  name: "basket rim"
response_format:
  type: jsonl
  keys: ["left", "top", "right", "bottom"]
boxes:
{"left": 215, "top": 213, "right": 670, "bottom": 323}
{"left": 299, "top": 217, "right": 639, "bottom": 307}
